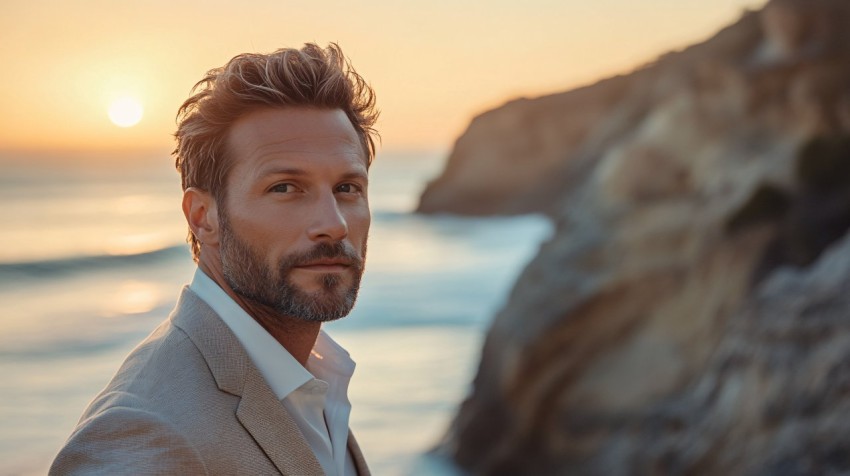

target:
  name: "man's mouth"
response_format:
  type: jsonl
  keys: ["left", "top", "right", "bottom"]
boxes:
{"left": 294, "top": 258, "right": 353, "bottom": 272}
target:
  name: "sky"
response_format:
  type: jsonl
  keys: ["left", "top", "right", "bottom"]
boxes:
{"left": 0, "top": 0, "right": 769, "bottom": 161}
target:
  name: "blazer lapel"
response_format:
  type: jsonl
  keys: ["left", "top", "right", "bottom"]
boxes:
{"left": 171, "top": 287, "right": 324, "bottom": 475}
{"left": 347, "top": 432, "right": 371, "bottom": 476}
{"left": 237, "top": 365, "right": 324, "bottom": 475}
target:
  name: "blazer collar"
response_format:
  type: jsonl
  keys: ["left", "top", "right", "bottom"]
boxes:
{"left": 170, "top": 286, "right": 324, "bottom": 475}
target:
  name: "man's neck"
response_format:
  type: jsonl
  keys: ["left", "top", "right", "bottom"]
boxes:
{"left": 237, "top": 297, "right": 321, "bottom": 367}
{"left": 197, "top": 261, "right": 321, "bottom": 366}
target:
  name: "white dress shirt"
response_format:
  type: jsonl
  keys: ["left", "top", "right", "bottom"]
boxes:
{"left": 190, "top": 269, "right": 357, "bottom": 476}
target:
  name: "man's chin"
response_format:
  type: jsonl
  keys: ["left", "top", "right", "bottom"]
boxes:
{"left": 284, "top": 298, "right": 356, "bottom": 323}
{"left": 274, "top": 283, "right": 359, "bottom": 323}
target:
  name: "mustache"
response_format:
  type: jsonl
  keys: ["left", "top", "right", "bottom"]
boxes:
{"left": 283, "top": 241, "right": 364, "bottom": 270}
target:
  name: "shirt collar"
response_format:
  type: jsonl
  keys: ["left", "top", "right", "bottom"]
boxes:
{"left": 308, "top": 330, "right": 356, "bottom": 383}
{"left": 189, "top": 268, "right": 319, "bottom": 400}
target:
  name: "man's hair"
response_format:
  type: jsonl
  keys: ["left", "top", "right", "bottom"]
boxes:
{"left": 173, "top": 43, "right": 379, "bottom": 262}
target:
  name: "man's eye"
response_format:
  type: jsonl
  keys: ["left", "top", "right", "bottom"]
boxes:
{"left": 270, "top": 183, "right": 296, "bottom": 193}
{"left": 336, "top": 183, "right": 363, "bottom": 194}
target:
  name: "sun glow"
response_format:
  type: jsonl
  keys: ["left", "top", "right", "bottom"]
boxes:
{"left": 107, "top": 96, "right": 144, "bottom": 127}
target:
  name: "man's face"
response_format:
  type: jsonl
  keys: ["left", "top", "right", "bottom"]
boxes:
{"left": 217, "top": 107, "right": 370, "bottom": 322}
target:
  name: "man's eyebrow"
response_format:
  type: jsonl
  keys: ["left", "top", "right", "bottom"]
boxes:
{"left": 256, "top": 168, "right": 368, "bottom": 181}
{"left": 340, "top": 171, "right": 369, "bottom": 182}
{"left": 259, "top": 167, "right": 307, "bottom": 176}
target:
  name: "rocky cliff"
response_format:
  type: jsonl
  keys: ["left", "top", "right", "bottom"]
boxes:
{"left": 429, "top": 0, "right": 850, "bottom": 474}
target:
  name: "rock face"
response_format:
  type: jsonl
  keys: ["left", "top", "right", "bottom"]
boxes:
{"left": 417, "top": 0, "right": 850, "bottom": 217}
{"left": 432, "top": 0, "right": 850, "bottom": 474}
{"left": 416, "top": 75, "right": 635, "bottom": 215}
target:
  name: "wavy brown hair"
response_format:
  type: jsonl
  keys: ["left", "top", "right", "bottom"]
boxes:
{"left": 173, "top": 43, "right": 379, "bottom": 262}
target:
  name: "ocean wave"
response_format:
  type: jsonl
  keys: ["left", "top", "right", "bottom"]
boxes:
{"left": 0, "top": 245, "right": 189, "bottom": 280}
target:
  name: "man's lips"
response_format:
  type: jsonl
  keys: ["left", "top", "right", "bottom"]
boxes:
{"left": 294, "top": 259, "right": 354, "bottom": 272}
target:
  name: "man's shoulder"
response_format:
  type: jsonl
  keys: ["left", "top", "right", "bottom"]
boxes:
{"left": 104, "top": 287, "right": 233, "bottom": 400}
{"left": 94, "top": 317, "right": 212, "bottom": 408}
{"left": 49, "top": 402, "right": 209, "bottom": 475}
{"left": 75, "top": 308, "right": 230, "bottom": 428}
{"left": 50, "top": 294, "right": 261, "bottom": 475}
{"left": 48, "top": 316, "right": 219, "bottom": 475}
{"left": 89, "top": 287, "right": 245, "bottom": 416}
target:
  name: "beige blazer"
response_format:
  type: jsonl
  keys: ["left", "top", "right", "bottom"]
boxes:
{"left": 50, "top": 287, "right": 370, "bottom": 475}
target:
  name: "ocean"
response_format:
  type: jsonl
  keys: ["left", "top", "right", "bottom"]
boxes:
{"left": 0, "top": 151, "right": 552, "bottom": 475}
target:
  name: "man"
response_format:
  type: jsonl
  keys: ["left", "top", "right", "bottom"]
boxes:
{"left": 50, "top": 43, "right": 378, "bottom": 475}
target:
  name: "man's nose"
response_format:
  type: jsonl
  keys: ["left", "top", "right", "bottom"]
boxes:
{"left": 307, "top": 192, "right": 348, "bottom": 242}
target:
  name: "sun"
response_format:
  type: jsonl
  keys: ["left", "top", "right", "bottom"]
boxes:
{"left": 108, "top": 96, "right": 144, "bottom": 127}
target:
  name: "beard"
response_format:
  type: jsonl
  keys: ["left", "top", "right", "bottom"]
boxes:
{"left": 218, "top": 212, "right": 366, "bottom": 323}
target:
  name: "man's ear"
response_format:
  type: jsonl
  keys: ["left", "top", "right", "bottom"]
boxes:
{"left": 182, "top": 188, "right": 220, "bottom": 247}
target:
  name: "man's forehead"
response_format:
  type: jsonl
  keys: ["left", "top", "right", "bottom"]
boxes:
{"left": 229, "top": 108, "right": 358, "bottom": 144}
{"left": 226, "top": 107, "right": 368, "bottom": 169}
{"left": 242, "top": 139, "right": 369, "bottom": 174}
{"left": 245, "top": 135, "right": 364, "bottom": 158}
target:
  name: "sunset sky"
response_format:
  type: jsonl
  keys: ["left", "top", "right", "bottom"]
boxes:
{"left": 1, "top": 0, "right": 768, "bottom": 161}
